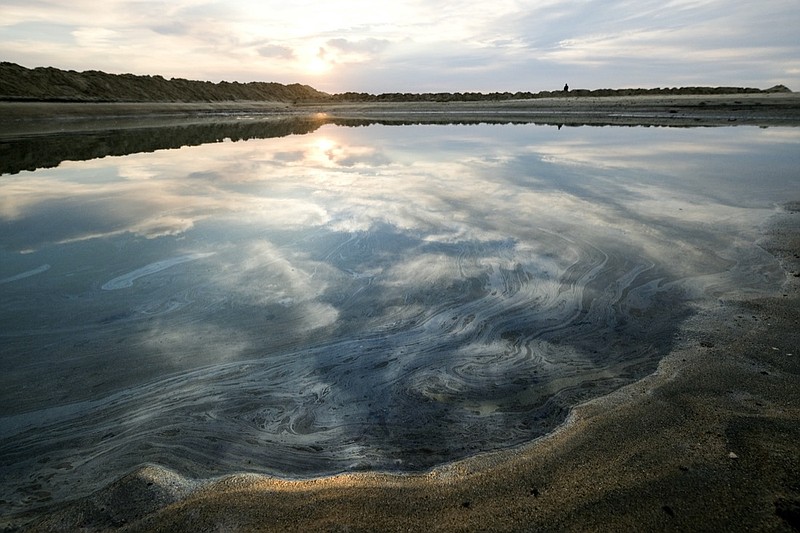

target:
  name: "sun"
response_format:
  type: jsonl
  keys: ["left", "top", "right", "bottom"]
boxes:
{"left": 300, "top": 46, "right": 334, "bottom": 75}
{"left": 305, "top": 56, "right": 332, "bottom": 75}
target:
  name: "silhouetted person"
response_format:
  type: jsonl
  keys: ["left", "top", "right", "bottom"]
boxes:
{"left": 563, "top": 83, "right": 569, "bottom": 92}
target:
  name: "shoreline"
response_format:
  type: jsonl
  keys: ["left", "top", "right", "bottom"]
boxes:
{"left": 2, "top": 93, "right": 800, "bottom": 132}
{"left": 12, "top": 204, "right": 800, "bottom": 531}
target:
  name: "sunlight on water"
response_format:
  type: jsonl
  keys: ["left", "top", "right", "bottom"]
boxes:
{"left": 1, "top": 121, "right": 798, "bottom": 512}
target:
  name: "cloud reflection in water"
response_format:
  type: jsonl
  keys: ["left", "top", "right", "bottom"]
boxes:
{"left": 0, "top": 122, "right": 798, "bottom": 513}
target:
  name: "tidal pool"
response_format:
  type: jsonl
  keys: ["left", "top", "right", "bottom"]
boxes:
{"left": 1, "top": 119, "right": 798, "bottom": 513}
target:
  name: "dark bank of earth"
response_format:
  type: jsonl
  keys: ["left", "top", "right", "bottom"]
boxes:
{"left": 0, "top": 62, "right": 326, "bottom": 103}
{"left": 0, "top": 61, "right": 791, "bottom": 104}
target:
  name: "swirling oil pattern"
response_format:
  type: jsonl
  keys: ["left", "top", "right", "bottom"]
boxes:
{"left": 1, "top": 122, "right": 798, "bottom": 514}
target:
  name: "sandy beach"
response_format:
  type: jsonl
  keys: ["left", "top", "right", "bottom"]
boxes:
{"left": 2, "top": 97, "right": 799, "bottom": 532}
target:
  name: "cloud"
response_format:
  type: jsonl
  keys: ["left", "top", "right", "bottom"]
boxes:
{"left": 71, "top": 27, "right": 120, "bottom": 47}
{"left": 326, "top": 37, "right": 390, "bottom": 56}
{"left": 0, "top": 0, "right": 797, "bottom": 90}
{"left": 150, "top": 22, "right": 189, "bottom": 36}
{"left": 258, "top": 44, "right": 295, "bottom": 59}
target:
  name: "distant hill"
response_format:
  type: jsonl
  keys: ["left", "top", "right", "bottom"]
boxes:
{"left": 0, "top": 62, "right": 329, "bottom": 103}
{"left": 0, "top": 62, "right": 791, "bottom": 103}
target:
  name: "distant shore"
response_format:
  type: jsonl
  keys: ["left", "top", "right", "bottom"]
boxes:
{"left": 305, "top": 92, "right": 800, "bottom": 127}
{"left": 3, "top": 93, "right": 800, "bottom": 133}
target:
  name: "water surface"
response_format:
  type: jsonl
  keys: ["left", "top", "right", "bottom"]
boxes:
{"left": 1, "top": 120, "right": 797, "bottom": 512}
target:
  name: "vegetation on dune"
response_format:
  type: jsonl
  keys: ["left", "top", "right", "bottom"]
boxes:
{"left": 0, "top": 62, "right": 791, "bottom": 103}
{"left": 332, "top": 85, "right": 791, "bottom": 102}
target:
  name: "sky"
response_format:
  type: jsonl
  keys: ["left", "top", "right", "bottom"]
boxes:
{"left": 1, "top": 0, "right": 798, "bottom": 93}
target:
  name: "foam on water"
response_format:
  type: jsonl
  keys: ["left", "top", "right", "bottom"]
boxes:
{"left": 101, "top": 253, "right": 215, "bottom": 290}
{"left": 0, "top": 264, "right": 50, "bottom": 285}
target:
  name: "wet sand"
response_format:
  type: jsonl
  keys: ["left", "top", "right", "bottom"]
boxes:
{"left": 9, "top": 206, "right": 799, "bottom": 531}
{"left": 307, "top": 93, "right": 800, "bottom": 128}
{"left": 2, "top": 93, "right": 800, "bottom": 132}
